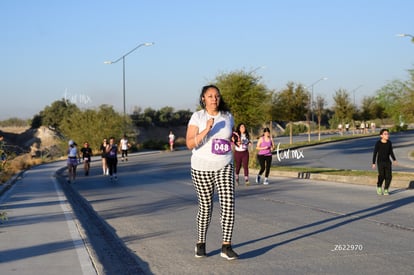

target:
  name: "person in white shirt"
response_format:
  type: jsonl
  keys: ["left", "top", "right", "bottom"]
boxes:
{"left": 168, "top": 130, "right": 175, "bottom": 151}
{"left": 119, "top": 134, "right": 130, "bottom": 161}
{"left": 186, "top": 84, "right": 238, "bottom": 260}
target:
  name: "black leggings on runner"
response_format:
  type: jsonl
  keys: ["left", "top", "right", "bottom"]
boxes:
{"left": 257, "top": 155, "right": 272, "bottom": 177}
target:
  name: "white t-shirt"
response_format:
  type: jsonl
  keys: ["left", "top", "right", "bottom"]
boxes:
{"left": 120, "top": 138, "right": 129, "bottom": 150}
{"left": 234, "top": 133, "right": 249, "bottom": 152}
{"left": 188, "top": 110, "right": 234, "bottom": 171}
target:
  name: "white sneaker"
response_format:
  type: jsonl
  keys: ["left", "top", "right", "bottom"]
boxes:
{"left": 255, "top": 175, "right": 261, "bottom": 184}
{"left": 264, "top": 178, "right": 269, "bottom": 185}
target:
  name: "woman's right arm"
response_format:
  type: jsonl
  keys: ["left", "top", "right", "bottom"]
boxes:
{"left": 186, "top": 124, "right": 212, "bottom": 150}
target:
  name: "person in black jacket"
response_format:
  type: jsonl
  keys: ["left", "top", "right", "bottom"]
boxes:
{"left": 105, "top": 137, "right": 119, "bottom": 182}
{"left": 372, "top": 129, "right": 397, "bottom": 195}
{"left": 81, "top": 141, "right": 92, "bottom": 176}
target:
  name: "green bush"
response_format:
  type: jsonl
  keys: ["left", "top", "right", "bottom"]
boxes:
{"left": 282, "top": 123, "right": 308, "bottom": 136}
{"left": 142, "top": 139, "right": 167, "bottom": 150}
{"left": 391, "top": 124, "right": 408, "bottom": 132}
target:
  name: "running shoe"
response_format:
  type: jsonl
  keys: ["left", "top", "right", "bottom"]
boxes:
{"left": 220, "top": 244, "right": 239, "bottom": 260}
{"left": 195, "top": 243, "right": 206, "bottom": 258}
{"left": 376, "top": 187, "right": 382, "bottom": 195}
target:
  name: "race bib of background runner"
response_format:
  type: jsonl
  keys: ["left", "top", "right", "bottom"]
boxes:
{"left": 211, "top": 139, "right": 231, "bottom": 155}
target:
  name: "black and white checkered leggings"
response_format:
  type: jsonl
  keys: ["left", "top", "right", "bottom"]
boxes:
{"left": 191, "top": 163, "right": 235, "bottom": 243}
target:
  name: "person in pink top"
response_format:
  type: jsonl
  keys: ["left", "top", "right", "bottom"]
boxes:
{"left": 255, "top": 127, "right": 275, "bottom": 185}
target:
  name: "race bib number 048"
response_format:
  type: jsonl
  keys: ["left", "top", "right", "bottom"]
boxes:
{"left": 212, "top": 139, "right": 231, "bottom": 155}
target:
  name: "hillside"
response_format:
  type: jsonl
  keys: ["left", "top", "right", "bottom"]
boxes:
{"left": 0, "top": 125, "right": 188, "bottom": 157}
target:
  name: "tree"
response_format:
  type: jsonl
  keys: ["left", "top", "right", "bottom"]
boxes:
{"left": 40, "top": 99, "right": 79, "bottom": 131}
{"left": 130, "top": 106, "right": 192, "bottom": 128}
{"left": 59, "top": 105, "right": 125, "bottom": 152}
{"left": 272, "top": 82, "right": 309, "bottom": 144}
{"left": 30, "top": 114, "right": 42, "bottom": 129}
{"left": 158, "top": 106, "right": 174, "bottom": 126}
{"left": 376, "top": 80, "right": 406, "bottom": 123}
{"left": 373, "top": 68, "right": 414, "bottom": 127}
{"left": 332, "top": 89, "right": 355, "bottom": 129}
{"left": 214, "top": 70, "right": 273, "bottom": 132}
{"left": 360, "top": 96, "right": 385, "bottom": 122}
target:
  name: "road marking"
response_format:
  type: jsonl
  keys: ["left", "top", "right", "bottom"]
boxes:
{"left": 52, "top": 177, "right": 97, "bottom": 275}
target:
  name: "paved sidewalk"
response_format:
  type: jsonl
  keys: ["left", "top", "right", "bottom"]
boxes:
{"left": 0, "top": 161, "right": 96, "bottom": 275}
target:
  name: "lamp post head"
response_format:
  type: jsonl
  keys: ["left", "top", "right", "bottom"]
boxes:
{"left": 143, "top": 42, "right": 155, "bottom": 47}
{"left": 396, "top": 33, "right": 413, "bottom": 38}
{"left": 104, "top": 61, "right": 113, "bottom": 64}
{"left": 397, "top": 33, "right": 414, "bottom": 42}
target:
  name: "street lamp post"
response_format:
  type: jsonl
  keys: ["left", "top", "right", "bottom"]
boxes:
{"left": 104, "top": 42, "right": 154, "bottom": 117}
{"left": 351, "top": 85, "right": 363, "bottom": 106}
{"left": 396, "top": 33, "right": 414, "bottom": 43}
{"left": 308, "top": 77, "right": 328, "bottom": 123}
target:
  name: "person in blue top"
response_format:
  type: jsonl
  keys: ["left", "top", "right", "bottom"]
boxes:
{"left": 67, "top": 140, "right": 80, "bottom": 183}
{"left": 186, "top": 84, "right": 238, "bottom": 260}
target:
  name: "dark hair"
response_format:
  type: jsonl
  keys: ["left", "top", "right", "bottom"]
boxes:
{"left": 199, "top": 85, "right": 230, "bottom": 112}
{"left": 379, "top": 128, "right": 389, "bottom": 135}
{"left": 263, "top": 127, "right": 270, "bottom": 133}
{"left": 236, "top": 123, "right": 250, "bottom": 140}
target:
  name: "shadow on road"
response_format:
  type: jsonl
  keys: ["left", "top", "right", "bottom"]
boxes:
{"left": 235, "top": 195, "right": 414, "bottom": 259}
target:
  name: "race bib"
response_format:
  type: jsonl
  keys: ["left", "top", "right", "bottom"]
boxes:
{"left": 212, "top": 139, "right": 231, "bottom": 155}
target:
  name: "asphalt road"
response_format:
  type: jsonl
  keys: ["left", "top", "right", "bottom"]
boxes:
{"left": 67, "top": 146, "right": 414, "bottom": 275}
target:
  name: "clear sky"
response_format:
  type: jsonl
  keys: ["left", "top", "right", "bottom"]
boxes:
{"left": 2, "top": 0, "right": 413, "bottom": 120}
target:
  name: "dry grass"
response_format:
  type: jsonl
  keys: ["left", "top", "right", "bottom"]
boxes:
{"left": 0, "top": 126, "right": 29, "bottom": 134}
{"left": 1, "top": 154, "right": 44, "bottom": 183}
